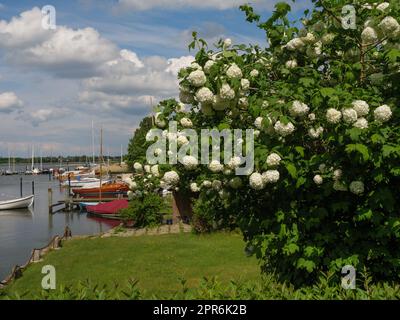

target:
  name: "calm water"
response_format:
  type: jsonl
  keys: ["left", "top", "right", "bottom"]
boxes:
{"left": 0, "top": 164, "right": 118, "bottom": 280}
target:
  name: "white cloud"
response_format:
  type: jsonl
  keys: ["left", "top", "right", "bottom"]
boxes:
{"left": 26, "top": 108, "right": 69, "bottom": 126}
{"left": 0, "top": 92, "right": 24, "bottom": 113}
{"left": 0, "top": 8, "right": 119, "bottom": 78}
{"left": 165, "top": 56, "right": 194, "bottom": 75}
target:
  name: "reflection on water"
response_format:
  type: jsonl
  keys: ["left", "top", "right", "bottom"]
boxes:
{"left": 0, "top": 167, "right": 115, "bottom": 280}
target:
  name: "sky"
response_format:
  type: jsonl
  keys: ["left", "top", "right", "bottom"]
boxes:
{"left": 0, "top": 0, "right": 311, "bottom": 157}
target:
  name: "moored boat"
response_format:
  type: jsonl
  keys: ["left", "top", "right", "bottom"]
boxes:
{"left": 0, "top": 195, "right": 34, "bottom": 210}
{"left": 72, "top": 182, "right": 129, "bottom": 199}
{"left": 86, "top": 199, "right": 128, "bottom": 215}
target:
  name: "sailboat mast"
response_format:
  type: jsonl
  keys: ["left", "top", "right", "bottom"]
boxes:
{"left": 31, "top": 145, "right": 34, "bottom": 170}
{"left": 120, "top": 144, "right": 123, "bottom": 165}
{"left": 92, "top": 120, "right": 95, "bottom": 165}
{"left": 99, "top": 126, "right": 103, "bottom": 202}
{"left": 8, "top": 147, "right": 10, "bottom": 172}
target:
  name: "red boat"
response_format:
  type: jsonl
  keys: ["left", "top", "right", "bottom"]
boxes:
{"left": 73, "top": 182, "right": 129, "bottom": 199}
{"left": 86, "top": 199, "right": 129, "bottom": 215}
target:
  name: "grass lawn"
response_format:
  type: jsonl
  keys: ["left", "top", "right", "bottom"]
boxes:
{"left": 3, "top": 232, "right": 260, "bottom": 298}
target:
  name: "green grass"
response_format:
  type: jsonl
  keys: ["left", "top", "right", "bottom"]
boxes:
{"left": 3, "top": 232, "right": 260, "bottom": 298}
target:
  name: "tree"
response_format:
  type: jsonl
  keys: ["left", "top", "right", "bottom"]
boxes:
{"left": 126, "top": 116, "right": 153, "bottom": 170}
{"left": 129, "top": 0, "right": 400, "bottom": 286}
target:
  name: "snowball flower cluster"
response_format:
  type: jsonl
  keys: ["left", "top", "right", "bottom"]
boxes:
{"left": 155, "top": 112, "right": 166, "bottom": 128}
{"left": 219, "top": 83, "right": 235, "bottom": 100}
{"left": 177, "top": 135, "right": 189, "bottom": 146}
{"left": 313, "top": 175, "right": 323, "bottom": 185}
{"left": 286, "top": 59, "right": 297, "bottom": 69}
{"left": 226, "top": 63, "right": 243, "bottom": 79}
{"left": 326, "top": 108, "right": 342, "bottom": 124}
{"left": 187, "top": 70, "right": 207, "bottom": 87}
{"left": 353, "top": 118, "right": 369, "bottom": 129}
{"left": 250, "top": 69, "right": 259, "bottom": 77}
{"left": 361, "top": 27, "right": 378, "bottom": 44}
{"left": 208, "top": 160, "right": 223, "bottom": 172}
{"left": 254, "top": 117, "right": 263, "bottom": 129}
{"left": 202, "top": 180, "right": 212, "bottom": 188}
{"left": 249, "top": 172, "right": 265, "bottom": 190}
{"left": 333, "top": 169, "right": 342, "bottom": 181}
{"left": 180, "top": 117, "right": 193, "bottom": 128}
{"left": 309, "top": 126, "right": 324, "bottom": 139}
{"left": 349, "top": 181, "right": 364, "bottom": 195}
{"left": 190, "top": 182, "right": 200, "bottom": 192}
{"left": 284, "top": 38, "right": 305, "bottom": 51}
{"left": 266, "top": 153, "right": 281, "bottom": 167}
{"left": 227, "top": 156, "right": 242, "bottom": 170}
{"left": 144, "top": 165, "right": 151, "bottom": 173}
{"left": 301, "top": 32, "right": 316, "bottom": 44}
{"left": 151, "top": 165, "right": 159, "bottom": 177}
{"left": 241, "top": 78, "right": 250, "bottom": 91}
{"left": 163, "top": 171, "right": 180, "bottom": 186}
{"left": 133, "top": 162, "right": 143, "bottom": 172}
{"left": 203, "top": 60, "right": 215, "bottom": 74}
{"left": 374, "top": 105, "right": 392, "bottom": 122}
{"left": 352, "top": 100, "right": 370, "bottom": 117}
{"left": 274, "top": 121, "right": 295, "bottom": 137}
{"left": 376, "top": 2, "right": 390, "bottom": 11}
{"left": 223, "top": 38, "right": 232, "bottom": 48}
{"left": 342, "top": 108, "right": 358, "bottom": 124}
{"left": 308, "top": 113, "right": 316, "bottom": 121}
{"left": 290, "top": 100, "right": 309, "bottom": 117}
{"left": 262, "top": 170, "right": 280, "bottom": 184}
{"left": 182, "top": 155, "right": 198, "bottom": 170}
{"left": 378, "top": 16, "right": 400, "bottom": 36}
{"left": 196, "top": 87, "right": 214, "bottom": 103}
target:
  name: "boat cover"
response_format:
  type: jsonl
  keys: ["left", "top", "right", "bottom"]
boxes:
{"left": 86, "top": 199, "right": 128, "bottom": 214}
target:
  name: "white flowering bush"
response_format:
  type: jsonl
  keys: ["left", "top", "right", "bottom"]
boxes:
{"left": 127, "top": 1, "right": 400, "bottom": 286}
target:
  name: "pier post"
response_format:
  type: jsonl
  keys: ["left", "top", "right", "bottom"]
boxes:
{"left": 31, "top": 181, "right": 35, "bottom": 195}
{"left": 20, "top": 177, "right": 23, "bottom": 197}
{"left": 48, "top": 188, "right": 53, "bottom": 214}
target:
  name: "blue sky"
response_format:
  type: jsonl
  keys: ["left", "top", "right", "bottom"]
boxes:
{"left": 0, "top": 0, "right": 310, "bottom": 157}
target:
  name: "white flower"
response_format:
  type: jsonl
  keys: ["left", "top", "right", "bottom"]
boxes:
{"left": 226, "top": 63, "right": 243, "bottom": 79}
{"left": 187, "top": 70, "right": 207, "bottom": 87}
{"left": 179, "top": 91, "right": 194, "bottom": 104}
{"left": 318, "top": 164, "right": 326, "bottom": 173}
{"left": 204, "top": 60, "right": 215, "bottom": 74}
{"left": 182, "top": 155, "right": 198, "bottom": 170}
{"left": 309, "top": 126, "right": 324, "bottom": 139}
{"left": 190, "top": 182, "right": 200, "bottom": 192}
{"left": 144, "top": 165, "right": 151, "bottom": 173}
{"left": 313, "top": 174, "right": 323, "bottom": 185}
{"left": 254, "top": 117, "right": 263, "bottom": 129}
{"left": 227, "top": 156, "right": 242, "bottom": 170}
{"left": 163, "top": 171, "right": 180, "bottom": 186}
{"left": 254, "top": 130, "right": 260, "bottom": 138}
{"left": 229, "top": 177, "right": 242, "bottom": 189}
{"left": 374, "top": 104, "right": 392, "bottom": 122}
{"left": 249, "top": 172, "right": 265, "bottom": 190}
{"left": 155, "top": 112, "right": 166, "bottom": 128}
{"left": 308, "top": 113, "right": 316, "bottom": 121}
{"left": 333, "top": 169, "right": 342, "bottom": 181}
{"left": 353, "top": 117, "right": 369, "bottom": 129}
{"left": 202, "top": 180, "right": 212, "bottom": 188}
{"left": 250, "top": 69, "right": 259, "bottom": 77}
{"left": 223, "top": 38, "right": 232, "bottom": 48}
{"left": 176, "top": 103, "right": 187, "bottom": 113}
{"left": 290, "top": 100, "right": 309, "bottom": 117}
{"left": 219, "top": 83, "right": 235, "bottom": 100}
{"left": 180, "top": 117, "right": 193, "bottom": 128}
{"left": 266, "top": 153, "right": 281, "bottom": 167}
{"left": 223, "top": 168, "right": 232, "bottom": 175}
{"left": 351, "top": 100, "right": 370, "bottom": 117}
{"left": 133, "top": 162, "right": 143, "bottom": 172}
{"left": 274, "top": 120, "right": 295, "bottom": 137}
{"left": 322, "top": 33, "right": 335, "bottom": 44}
{"left": 177, "top": 135, "right": 189, "bottom": 146}
{"left": 326, "top": 108, "right": 342, "bottom": 124}
{"left": 349, "top": 181, "right": 364, "bottom": 195}
{"left": 201, "top": 103, "right": 215, "bottom": 115}
{"left": 378, "top": 16, "right": 400, "bottom": 36}
{"left": 284, "top": 38, "right": 305, "bottom": 51}
{"left": 361, "top": 27, "right": 378, "bottom": 44}
{"left": 212, "top": 180, "right": 222, "bottom": 191}
{"left": 208, "top": 160, "right": 224, "bottom": 173}
{"left": 286, "top": 59, "right": 298, "bottom": 69}
{"left": 262, "top": 170, "right": 280, "bottom": 184}
{"left": 241, "top": 78, "right": 250, "bottom": 91}
{"left": 301, "top": 32, "right": 316, "bottom": 44}
{"left": 333, "top": 180, "right": 348, "bottom": 191}
{"left": 154, "top": 148, "right": 163, "bottom": 157}
{"left": 376, "top": 2, "right": 390, "bottom": 11}
{"left": 195, "top": 87, "right": 214, "bottom": 103}
{"left": 190, "top": 62, "right": 202, "bottom": 70}
{"left": 314, "top": 41, "right": 323, "bottom": 55}
{"left": 151, "top": 165, "right": 160, "bottom": 177}
{"left": 342, "top": 108, "right": 358, "bottom": 124}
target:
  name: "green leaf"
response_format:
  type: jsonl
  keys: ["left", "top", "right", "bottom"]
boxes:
{"left": 284, "top": 243, "right": 299, "bottom": 255}
{"left": 320, "top": 87, "right": 336, "bottom": 98}
{"left": 345, "top": 144, "right": 370, "bottom": 161}
{"left": 294, "top": 146, "right": 304, "bottom": 158}
{"left": 285, "top": 163, "right": 297, "bottom": 179}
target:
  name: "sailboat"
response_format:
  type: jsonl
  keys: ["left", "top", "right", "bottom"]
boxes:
{"left": 5, "top": 148, "right": 12, "bottom": 175}
{"left": 0, "top": 195, "right": 34, "bottom": 210}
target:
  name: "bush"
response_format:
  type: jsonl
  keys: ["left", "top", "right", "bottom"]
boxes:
{"left": 120, "top": 193, "right": 164, "bottom": 228}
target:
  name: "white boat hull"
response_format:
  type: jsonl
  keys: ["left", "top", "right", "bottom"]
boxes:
{"left": 0, "top": 195, "right": 34, "bottom": 210}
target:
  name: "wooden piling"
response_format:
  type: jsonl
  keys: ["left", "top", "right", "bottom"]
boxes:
{"left": 20, "top": 177, "right": 23, "bottom": 197}
{"left": 48, "top": 188, "right": 53, "bottom": 214}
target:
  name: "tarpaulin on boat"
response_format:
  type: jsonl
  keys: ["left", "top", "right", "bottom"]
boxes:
{"left": 86, "top": 199, "right": 128, "bottom": 214}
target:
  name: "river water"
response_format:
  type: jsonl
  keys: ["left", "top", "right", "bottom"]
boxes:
{"left": 0, "top": 164, "right": 118, "bottom": 280}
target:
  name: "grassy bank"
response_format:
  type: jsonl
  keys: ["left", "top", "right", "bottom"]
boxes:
{"left": 2, "top": 232, "right": 260, "bottom": 299}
